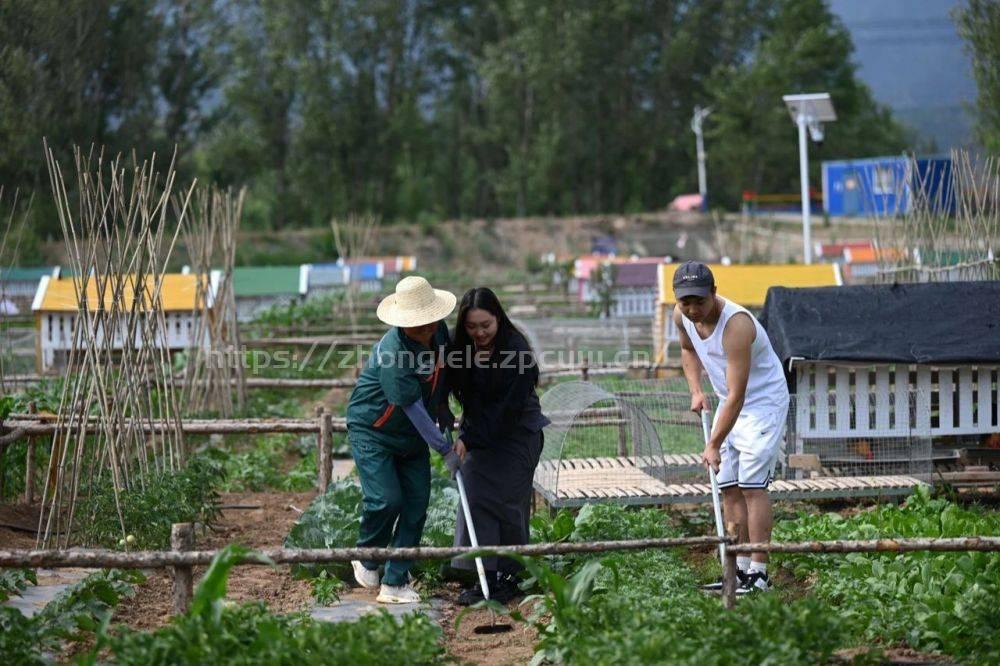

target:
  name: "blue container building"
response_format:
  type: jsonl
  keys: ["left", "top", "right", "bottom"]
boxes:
{"left": 822, "top": 156, "right": 953, "bottom": 217}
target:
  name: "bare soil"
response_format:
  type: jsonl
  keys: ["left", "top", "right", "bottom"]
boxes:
{"left": 0, "top": 502, "right": 44, "bottom": 549}
{"left": 113, "top": 490, "right": 316, "bottom": 631}
{"left": 437, "top": 584, "right": 539, "bottom": 666}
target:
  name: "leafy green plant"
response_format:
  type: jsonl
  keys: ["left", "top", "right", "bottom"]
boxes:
{"left": 284, "top": 479, "right": 363, "bottom": 580}
{"left": 510, "top": 548, "right": 849, "bottom": 666}
{"left": 0, "top": 567, "right": 36, "bottom": 602}
{"left": 76, "top": 452, "right": 225, "bottom": 549}
{"left": 285, "top": 471, "right": 458, "bottom": 586}
{"left": 40, "top": 569, "right": 146, "bottom": 640}
{"left": 774, "top": 486, "right": 1000, "bottom": 661}
{"left": 529, "top": 509, "right": 576, "bottom": 544}
{"left": 0, "top": 607, "right": 48, "bottom": 666}
{"left": 310, "top": 570, "right": 345, "bottom": 606}
{"left": 89, "top": 544, "right": 443, "bottom": 665}
{"left": 0, "top": 568, "right": 144, "bottom": 664}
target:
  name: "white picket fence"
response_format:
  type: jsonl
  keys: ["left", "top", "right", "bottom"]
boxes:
{"left": 793, "top": 362, "right": 1000, "bottom": 439}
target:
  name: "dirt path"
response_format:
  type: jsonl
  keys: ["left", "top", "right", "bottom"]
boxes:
{"left": 5, "top": 488, "right": 543, "bottom": 661}
{"left": 437, "top": 585, "right": 539, "bottom": 665}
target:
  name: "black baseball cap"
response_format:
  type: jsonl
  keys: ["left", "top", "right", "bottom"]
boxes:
{"left": 672, "top": 261, "right": 715, "bottom": 299}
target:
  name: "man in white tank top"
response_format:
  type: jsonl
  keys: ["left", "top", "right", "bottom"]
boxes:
{"left": 672, "top": 261, "right": 789, "bottom": 594}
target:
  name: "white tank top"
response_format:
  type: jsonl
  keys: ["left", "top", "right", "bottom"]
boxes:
{"left": 681, "top": 296, "right": 789, "bottom": 415}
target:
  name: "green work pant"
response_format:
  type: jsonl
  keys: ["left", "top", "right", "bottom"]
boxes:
{"left": 350, "top": 437, "right": 431, "bottom": 586}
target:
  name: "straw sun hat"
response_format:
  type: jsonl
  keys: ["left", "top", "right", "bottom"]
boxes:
{"left": 376, "top": 276, "right": 456, "bottom": 327}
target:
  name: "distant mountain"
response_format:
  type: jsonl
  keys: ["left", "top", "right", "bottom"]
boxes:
{"left": 828, "top": 0, "right": 977, "bottom": 151}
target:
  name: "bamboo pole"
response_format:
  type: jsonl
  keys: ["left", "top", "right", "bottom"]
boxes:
{"left": 23, "top": 401, "right": 36, "bottom": 504}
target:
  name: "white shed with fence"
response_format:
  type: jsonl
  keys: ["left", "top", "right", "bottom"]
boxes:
{"left": 762, "top": 282, "right": 1000, "bottom": 480}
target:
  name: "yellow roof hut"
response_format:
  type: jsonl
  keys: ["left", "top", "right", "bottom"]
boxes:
{"left": 653, "top": 263, "right": 842, "bottom": 363}
{"left": 32, "top": 273, "right": 213, "bottom": 373}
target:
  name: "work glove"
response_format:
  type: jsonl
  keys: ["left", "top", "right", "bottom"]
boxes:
{"left": 442, "top": 450, "right": 462, "bottom": 478}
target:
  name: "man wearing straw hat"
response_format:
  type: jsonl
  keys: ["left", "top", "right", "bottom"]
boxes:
{"left": 673, "top": 261, "right": 789, "bottom": 594}
{"left": 346, "top": 276, "right": 462, "bottom": 604}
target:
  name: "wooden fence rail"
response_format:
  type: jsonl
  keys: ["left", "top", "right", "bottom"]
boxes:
{"left": 1, "top": 410, "right": 342, "bottom": 497}
{"left": 4, "top": 376, "right": 358, "bottom": 390}
{"left": 2, "top": 416, "right": 347, "bottom": 435}
{"left": 3, "top": 362, "right": 677, "bottom": 391}
{"left": 2, "top": 533, "right": 997, "bottom": 614}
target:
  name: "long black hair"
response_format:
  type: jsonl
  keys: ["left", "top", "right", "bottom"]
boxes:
{"left": 447, "top": 287, "right": 538, "bottom": 405}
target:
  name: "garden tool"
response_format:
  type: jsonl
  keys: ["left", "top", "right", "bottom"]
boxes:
{"left": 448, "top": 429, "right": 512, "bottom": 634}
{"left": 701, "top": 408, "right": 727, "bottom": 566}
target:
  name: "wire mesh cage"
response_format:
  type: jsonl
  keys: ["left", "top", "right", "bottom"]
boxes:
{"left": 787, "top": 390, "right": 933, "bottom": 479}
{"left": 535, "top": 378, "right": 931, "bottom": 507}
{"left": 536, "top": 379, "right": 716, "bottom": 506}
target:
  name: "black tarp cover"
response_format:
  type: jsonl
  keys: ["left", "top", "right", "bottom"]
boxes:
{"left": 759, "top": 281, "right": 1000, "bottom": 365}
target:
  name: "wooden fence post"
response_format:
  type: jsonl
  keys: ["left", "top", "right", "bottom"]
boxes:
{"left": 316, "top": 407, "right": 332, "bottom": 493}
{"left": 24, "top": 401, "right": 36, "bottom": 504}
{"left": 722, "top": 523, "right": 739, "bottom": 609}
{"left": 171, "top": 523, "right": 194, "bottom": 615}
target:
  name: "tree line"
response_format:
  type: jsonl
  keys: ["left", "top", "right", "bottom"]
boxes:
{"left": 2, "top": 0, "right": 990, "bottom": 240}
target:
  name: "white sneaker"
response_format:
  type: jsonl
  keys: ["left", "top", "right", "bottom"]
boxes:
{"left": 352, "top": 560, "right": 380, "bottom": 589}
{"left": 376, "top": 583, "right": 420, "bottom": 604}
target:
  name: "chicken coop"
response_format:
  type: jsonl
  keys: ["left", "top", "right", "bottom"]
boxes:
{"left": 762, "top": 282, "right": 1000, "bottom": 485}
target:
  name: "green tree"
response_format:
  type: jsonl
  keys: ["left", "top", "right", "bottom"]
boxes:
{"left": 706, "top": 0, "right": 909, "bottom": 207}
{"left": 955, "top": 0, "right": 1000, "bottom": 154}
{"left": 0, "top": 0, "right": 160, "bottom": 236}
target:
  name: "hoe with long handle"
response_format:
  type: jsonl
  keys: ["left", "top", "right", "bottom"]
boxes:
{"left": 456, "top": 468, "right": 492, "bottom": 602}
{"left": 701, "top": 408, "right": 727, "bottom": 566}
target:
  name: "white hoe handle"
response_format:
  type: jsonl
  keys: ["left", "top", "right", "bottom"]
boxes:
{"left": 456, "top": 469, "right": 491, "bottom": 601}
{"left": 701, "top": 408, "right": 727, "bottom": 566}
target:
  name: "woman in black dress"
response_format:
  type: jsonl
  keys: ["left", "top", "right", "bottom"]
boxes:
{"left": 446, "top": 287, "right": 549, "bottom": 604}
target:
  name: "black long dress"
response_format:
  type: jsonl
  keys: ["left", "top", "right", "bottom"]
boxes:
{"left": 450, "top": 331, "right": 549, "bottom": 574}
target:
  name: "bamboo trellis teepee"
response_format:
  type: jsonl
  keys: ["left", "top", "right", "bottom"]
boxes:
{"left": 874, "top": 150, "right": 999, "bottom": 282}
{"left": 179, "top": 186, "right": 246, "bottom": 416}
{"left": 37, "top": 144, "right": 195, "bottom": 548}
{"left": 331, "top": 213, "right": 379, "bottom": 331}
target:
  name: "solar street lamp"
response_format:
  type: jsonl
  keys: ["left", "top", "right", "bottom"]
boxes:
{"left": 783, "top": 93, "right": 836, "bottom": 265}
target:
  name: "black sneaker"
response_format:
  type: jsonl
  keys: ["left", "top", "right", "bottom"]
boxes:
{"left": 736, "top": 571, "right": 770, "bottom": 595}
{"left": 700, "top": 570, "right": 748, "bottom": 592}
{"left": 489, "top": 574, "right": 523, "bottom": 604}
{"left": 457, "top": 583, "right": 485, "bottom": 606}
